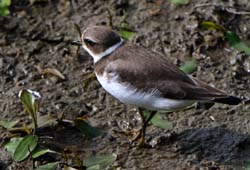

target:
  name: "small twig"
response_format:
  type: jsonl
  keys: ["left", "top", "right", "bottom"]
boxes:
{"left": 225, "top": 8, "right": 250, "bottom": 15}
{"left": 106, "top": 8, "right": 114, "bottom": 29}
{"left": 74, "top": 23, "right": 82, "bottom": 57}
{"left": 193, "top": 3, "right": 221, "bottom": 9}
{"left": 60, "top": 119, "right": 74, "bottom": 124}
{"left": 193, "top": 3, "right": 250, "bottom": 15}
{"left": 38, "top": 136, "right": 53, "bottom": 139}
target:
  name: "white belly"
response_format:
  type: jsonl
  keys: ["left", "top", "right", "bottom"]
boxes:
{"left": 96, "top": 73, "right": 195, "bottom": 111}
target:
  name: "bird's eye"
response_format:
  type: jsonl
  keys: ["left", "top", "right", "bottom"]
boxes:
{"left": 84, "top": 38, "right": 97, "bottom": 46}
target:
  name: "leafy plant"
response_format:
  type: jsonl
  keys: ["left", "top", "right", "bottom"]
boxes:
{"left": 1, "top": 88, "right": 116, "bottom": 169}
{"left": 13, "top": 134, "right": 38, "bottom": 162}
{"left": 31, "top": 148, "right": 56, "bottom": 159}
{"left": 0, "top": 90, "right": 57, "bottom": 134}
{"left": 200, "top": 21, "right": 250, "bottom": 55}
{"left": 35, "top": 162, "right": 58, "bottom": 170}
{"left": 83, "top": 154, "right": 117, "bottom": 170}
{"left": 0, "top": 0, "right": 11, "bottom": 16}
{"left": 2, "top": 89, "right": 57, "bottom": 165}
{"left": 180, "top": 59, "right": 198, "bottom": 74}
{"left": 226, "top": 31, "right": 250, "bottom": 54}
{"left": 0, "top": 120, "right": 19, "bottom": 129}
{"left": 144, "top": 111, "right": 173, "bottom": 130}
{"left": 5, "top": 134, "right": 57, "bottom": 162}
{"left": 19, "top": 89, "right": 41, "bottom": 132}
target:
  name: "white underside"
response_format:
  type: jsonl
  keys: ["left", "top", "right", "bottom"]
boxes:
{"left": 96, "top": 72, "right": 195, "bottom": 111}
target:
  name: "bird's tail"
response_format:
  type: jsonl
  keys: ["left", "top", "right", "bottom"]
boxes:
{"left": 190, "top": 76, "right": 243, "bottom": 105}
{"left": 213, "top": 96, "right": 242, "bottom": 105}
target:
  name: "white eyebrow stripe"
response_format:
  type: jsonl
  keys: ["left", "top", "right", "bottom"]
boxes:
{"left": 83, "top": 37, "right": 98, "bottom": 43}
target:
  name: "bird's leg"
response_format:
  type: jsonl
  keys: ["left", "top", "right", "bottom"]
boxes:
{"left": 138, "top": 107, "right": 146, "bottom": 125}
{"left": 140, "top": 110, "right": 157, "bottom": 145}
{"left": 132, "top": 109, "right": 157, "bottom": 146}
{"left": 131, "top": 108, "right": 145, "bottom": 142}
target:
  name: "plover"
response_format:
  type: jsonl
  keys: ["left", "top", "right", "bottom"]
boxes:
{"left": 75, "top": 25, "right": 242, "bottom": 145}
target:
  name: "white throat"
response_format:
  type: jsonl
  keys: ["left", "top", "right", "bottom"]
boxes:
{"left": 82, "top": 39, "right": 124, "bottom": 63}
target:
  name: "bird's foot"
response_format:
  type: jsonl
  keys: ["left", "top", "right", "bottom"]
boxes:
{"left": 130, "top": 128, "right": 142, "bottom": 141}
{"left": 129, "top": 128, "right": 150, "bottom": 147}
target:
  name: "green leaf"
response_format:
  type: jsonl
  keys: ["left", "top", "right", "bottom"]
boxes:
{"left": 180, "top": 59, "right": 198, "bottom": 74}
{"left": 0, "top": 0, "right": 11, "bottom": 16}
{"left": 62, "top": 166, "right": 78, "bottom": 170}
{"left": 244, "top": 161, "right": 250, "bottom": 170}
{"left": 35, "top": 162, "right": 58, "bottom": 170}
{"left": 5, "top": 137, "right": 23, "bottom": 155}
{"left": 0, "top": 7, "right": 9, "bottom": 16}
{"left": 144, "top": 111, "right": 173, "bottom": 130}
{"left": 0, "top": 120, "right": 19, "bottom": 129}
{"left": 75, "top": 119, "right": 104, "bottom": 139}
{"left": 201, "top": 21, "right": 250, "bottom": 55}
{"left": 119, "top": 23, "right": 135, "bottom": 40}
{"left": 83, "top": 154, "right": 117, "bottom": 170}
{"left": 6, "top": 0, "right": 11, "bottom": 6}
{"left": 0, "top": 0, "right": 11, "bottom": 6}
{"left": 86, "top": 164, "right": 101, "bottom": 170}
{"left": 168, "top": 0, "right": 189, "bottom": 5}
{"left": 119, "top": 29, "right": 135, "bottom": 40}
{"left": 226, "top": 31, "right": 250, "bottom": 54}
{"left": 200, "top": 21, "right": 226, "bottom": 32}
{"left": 226, "top": 31, "right": 240, "bottom": 45}
{"left": 19, "top": 89, "right": 42, "bottom": 130}
{"left": 13, "top": 134, "right": 38, "bottom": 162}
{"left": 32, "top": 148, "right": 56, "bottom": 159}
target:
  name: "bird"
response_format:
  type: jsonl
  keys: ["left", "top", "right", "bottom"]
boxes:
{"left": 74, "top": 25, "right": 242, "bottom": 146}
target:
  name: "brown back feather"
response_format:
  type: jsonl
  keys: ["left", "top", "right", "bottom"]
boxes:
{"left": 95, "top": 43, "right": 240, "bottom": 103}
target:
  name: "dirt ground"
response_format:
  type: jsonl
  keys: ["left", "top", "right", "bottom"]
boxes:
{"left": 1, "top": 0, "right": 250, "bottom": 169}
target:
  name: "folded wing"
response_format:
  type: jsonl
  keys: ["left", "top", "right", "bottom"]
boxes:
{"left": 106, "top": 43, "right": 241, "bottom": 105}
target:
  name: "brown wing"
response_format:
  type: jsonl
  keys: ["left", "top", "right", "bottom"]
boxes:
{"left": 98, "top": 43, "right": 241, "bottom": 104}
